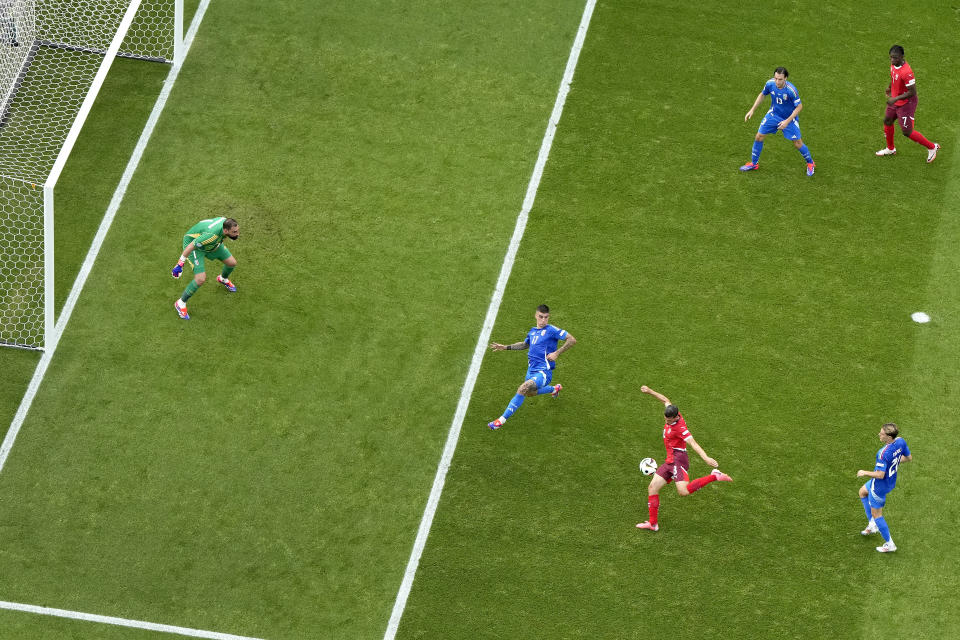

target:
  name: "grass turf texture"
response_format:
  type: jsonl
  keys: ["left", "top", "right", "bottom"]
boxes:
{"left": 397, "top": 1, "right": 960, "bottom": 639}
{"left": 1, "top": 0, "right": 959, "bottom": 638}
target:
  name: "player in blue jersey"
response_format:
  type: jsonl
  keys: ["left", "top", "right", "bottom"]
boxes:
{"left": 487, "top": 304, "right": 577, "bottom": 430}
{"left": 740, "top": 67, "right": 816, "bottom": 176}
{"left": 857, "top": 423, "right": 912, "bottom": 553}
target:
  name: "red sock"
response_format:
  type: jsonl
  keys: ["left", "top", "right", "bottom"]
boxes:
{"left": 884, "top": 124, "right": 895, "bottom": 149}
{"left": 687, "top": 474, "right": 718, "bottom": 494}
{"left": 648, "top": 494, "right": 660, "bottom": 526}
{"left": 908, "top": 129, "right": 934, "bottom": 149}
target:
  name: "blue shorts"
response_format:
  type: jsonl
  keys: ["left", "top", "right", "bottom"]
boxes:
{"left": 864, "top": 480, "right": 888, "bottom": 509}
{"left": 524, "top": 368, "right": 553, "bottom": 388}
{"left": 757, "top": 112, "right": 802, "bottom": 141}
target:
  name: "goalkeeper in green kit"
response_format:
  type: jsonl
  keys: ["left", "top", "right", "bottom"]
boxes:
{"left": 171, "top": 217, "right": 239, "bottom": 320}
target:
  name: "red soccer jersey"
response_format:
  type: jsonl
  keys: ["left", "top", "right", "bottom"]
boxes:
{"left": 890, "top": 62, "right": 916, "bottom": 106}
{"left": 662, "top": 414, "right": 692, "bottom": 464}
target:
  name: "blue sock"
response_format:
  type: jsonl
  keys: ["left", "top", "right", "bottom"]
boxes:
{"left": 861, "top": 497, "right": 872, "bottom": 521}
{"left": 536, "top": 386, "right": 555, "bottom": 396}
{"left": 797, "top": 144, "right": 813, "bottom": 163}
{"left": 502, "top": 394, "right": 525, "bottom": 419}
{"left": 875, "top": 517, "right": 891, "bottom": 543}
{"left": 751, "top": 140, "right": 764, "bottom": 164}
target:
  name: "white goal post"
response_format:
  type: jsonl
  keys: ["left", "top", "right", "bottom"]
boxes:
{"left": 0, "top": 0, "right": 183, "bottom": 350}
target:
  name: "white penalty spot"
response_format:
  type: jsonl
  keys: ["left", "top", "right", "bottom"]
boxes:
{"left": 910, "top": 311, "right": 930, "bottom": 324}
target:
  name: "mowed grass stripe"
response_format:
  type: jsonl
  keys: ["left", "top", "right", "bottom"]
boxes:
{"left": 0, "top": 1, "right": 588, "bottom": 638}
{"left": 386, "top": 1, "right": 597, "bottom": 637}
{"left": 868, "top": 137, "right": 960, "bottom": 638}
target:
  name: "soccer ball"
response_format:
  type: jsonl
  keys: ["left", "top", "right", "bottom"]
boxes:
{"left": 638, "top": 457, "right": 657, "bottom": 476}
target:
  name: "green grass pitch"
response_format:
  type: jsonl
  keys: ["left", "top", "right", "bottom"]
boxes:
{"left": 1, "top": 1, "right": 959, "bottom": 638}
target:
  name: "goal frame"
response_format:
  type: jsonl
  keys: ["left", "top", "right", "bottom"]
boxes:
{"left": 1, "top": 0, "right": 183, "bottom": 351}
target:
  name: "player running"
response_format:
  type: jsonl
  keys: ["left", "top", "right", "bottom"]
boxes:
{"left": 876, "top": 45, "right": 940, "bottom": 162}
{"left": 857, "top": 422, "right": 912, "bottom": 553}
{"left": 740, "top": 67, "right": 816, "bottom": 176}
{"left": 171, "top": 216, "right": 240, "bottom": 320}
{"left": 636, "top": 386, "right": 732, "bottom": 532}
{"left": 487, "top": 304, "right": 576, "bottom": 430}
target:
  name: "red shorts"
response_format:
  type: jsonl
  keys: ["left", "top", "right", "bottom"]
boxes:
{"left": 885, "top": 98, "right": 917, "bottom": 125}
{"left": 655, "top": 450, "right": 689, "bottom": 484}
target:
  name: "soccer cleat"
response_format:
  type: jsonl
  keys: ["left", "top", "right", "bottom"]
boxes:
{"left": 216, "top": 275, "right": 237, "bottom": 292}
{"left": 875, "top": 147, "right": 896, "bottom": 156}
{"left": 739, "top": 162, "right": 759, "bottom": 172}
{"left": 927, "top": 143, "right": 940, "bottom": 163}
{"left": 861, "top": 523, "right": 879, "bottom": 536}
{"left": 876, "top": 541, "right": 897, "bottom": 553}
{"left": 711, "top": 469, "right": 733, "bottom": 482}
{"left": 174, "top": 299, "right": 189, "bottom": 320}
{"left": 488, "top": 419, "right": 504, "bottom": 430}
{"left": 806, "top": 162, "right": 815, "bottom": 177}
{"left": 636, "top": 521, "right": 658, "bottom": 532}
{"left": 551, "top": 383, "right": 563, "bottom": 398}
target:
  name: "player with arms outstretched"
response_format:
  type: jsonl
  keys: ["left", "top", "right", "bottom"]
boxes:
{"left": 740, "top": 67, "right": 815, "bottom": 176}
{"left": 487, "top": 304, "right": 576, "bottom": 430}
{"left": 171, "top": 216, "right": 240, "bottom": 320}
{"left": 876, "top": 45, "right": 939, "bottom": 162}
{"left": 636, "top": 386, "right": 732, "bottom": 532}
{"left": 857, "top": 422, "right": 912, "bottom": 553}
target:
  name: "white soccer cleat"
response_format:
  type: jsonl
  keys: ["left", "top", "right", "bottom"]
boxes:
{"left": 875, "top": 147, "right": 896, "bottom": 156}
{"left": 711, "top": 469, "right": 733, "bottom": 482}
{"left": 876, "top": 541, "right": 897, "bottom": 553}
{"left": 927, "top": 143, "right": 940, "bottom": 163}
{"left": 861, "top": 523, "right": 879, "bottom": 536}
{"left": 636, "top": 521, "right": 658, "bottom": 532}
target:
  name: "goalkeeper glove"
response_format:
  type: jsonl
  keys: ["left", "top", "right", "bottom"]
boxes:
{"left": 172, "top": 256, "right": 185, "bottom": 278}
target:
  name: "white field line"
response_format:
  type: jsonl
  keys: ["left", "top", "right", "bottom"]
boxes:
{"left": 0, "top": 0, "right": 211, "bottom": 473}
{"left": 0, "top": 600, "right": 264, "bottom": 640}
{"left": 382, "top": 1, "right": 598, "bottom": 638}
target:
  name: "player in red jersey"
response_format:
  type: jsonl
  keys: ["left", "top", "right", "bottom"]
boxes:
{"left": 635, "top": 386, "right": 732, "bottom": 532}
{"left": 876, "top": 45, "right": 940, "bottom": 162}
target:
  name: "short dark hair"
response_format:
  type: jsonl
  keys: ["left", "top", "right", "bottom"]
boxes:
{"left": 882, "top": 422, "right": 899, "bottom": 438}
{"left": 223, "top": 217, "right": 238, "bottom": 230}
{"left": 889, "top": 45, "right": 904, "bottom": 56}
{"left": 536, "top": 304, "right": 550, "bottom": 314}
{"left": 664, "top": 404, "right": 679, "bottom": 419}
{"left": 774, "top": 66, "right": 789, "bottom": 78}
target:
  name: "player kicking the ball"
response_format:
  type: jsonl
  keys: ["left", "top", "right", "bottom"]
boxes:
{"left": 636, "top": 386, "right": 732, "bottom": 532}
{"left": 171, "top": 216, "right": 239, "bottom": 320}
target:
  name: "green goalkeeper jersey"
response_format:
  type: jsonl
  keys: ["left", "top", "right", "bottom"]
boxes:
{"left": 184, "top": 217, "right": 229, "bottom": 253}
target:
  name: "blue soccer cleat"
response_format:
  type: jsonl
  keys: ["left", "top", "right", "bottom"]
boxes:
{"left": 216, "top": 275, "right": 237, "bottom": 292}
{"left": 488, "top": 419, "right": 504, "bottom": 430}
{"left": 739, "top": 162, "right": 759, "bottom": 172}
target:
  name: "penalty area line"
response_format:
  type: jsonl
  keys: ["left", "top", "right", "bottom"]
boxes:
{"left": 0, "top": 600, "right": 264, "bottom": 640}
{"left": 0, "top": 1, "right": 211, "bottom": 474}
{"left": 382, "top": 1, "right": 598, "bottom": 638}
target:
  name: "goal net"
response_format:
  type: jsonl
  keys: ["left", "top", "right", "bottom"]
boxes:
{"left": 0, "top": 0, "right": 182, "bottom": 350}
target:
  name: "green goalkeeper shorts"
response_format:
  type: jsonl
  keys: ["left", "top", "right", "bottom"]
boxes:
{"left": 182, "top": 239, "right": 232, "bottom": 274}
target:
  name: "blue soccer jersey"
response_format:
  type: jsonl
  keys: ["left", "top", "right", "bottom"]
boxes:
{"left": 763, "top": 79, "right": 801, "bottom": 120}
{"left": 872, "top": 437, "right": 911, "bottom": 495}
{"left": 524, "top": 324, "right": 568, "bottom": 372}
